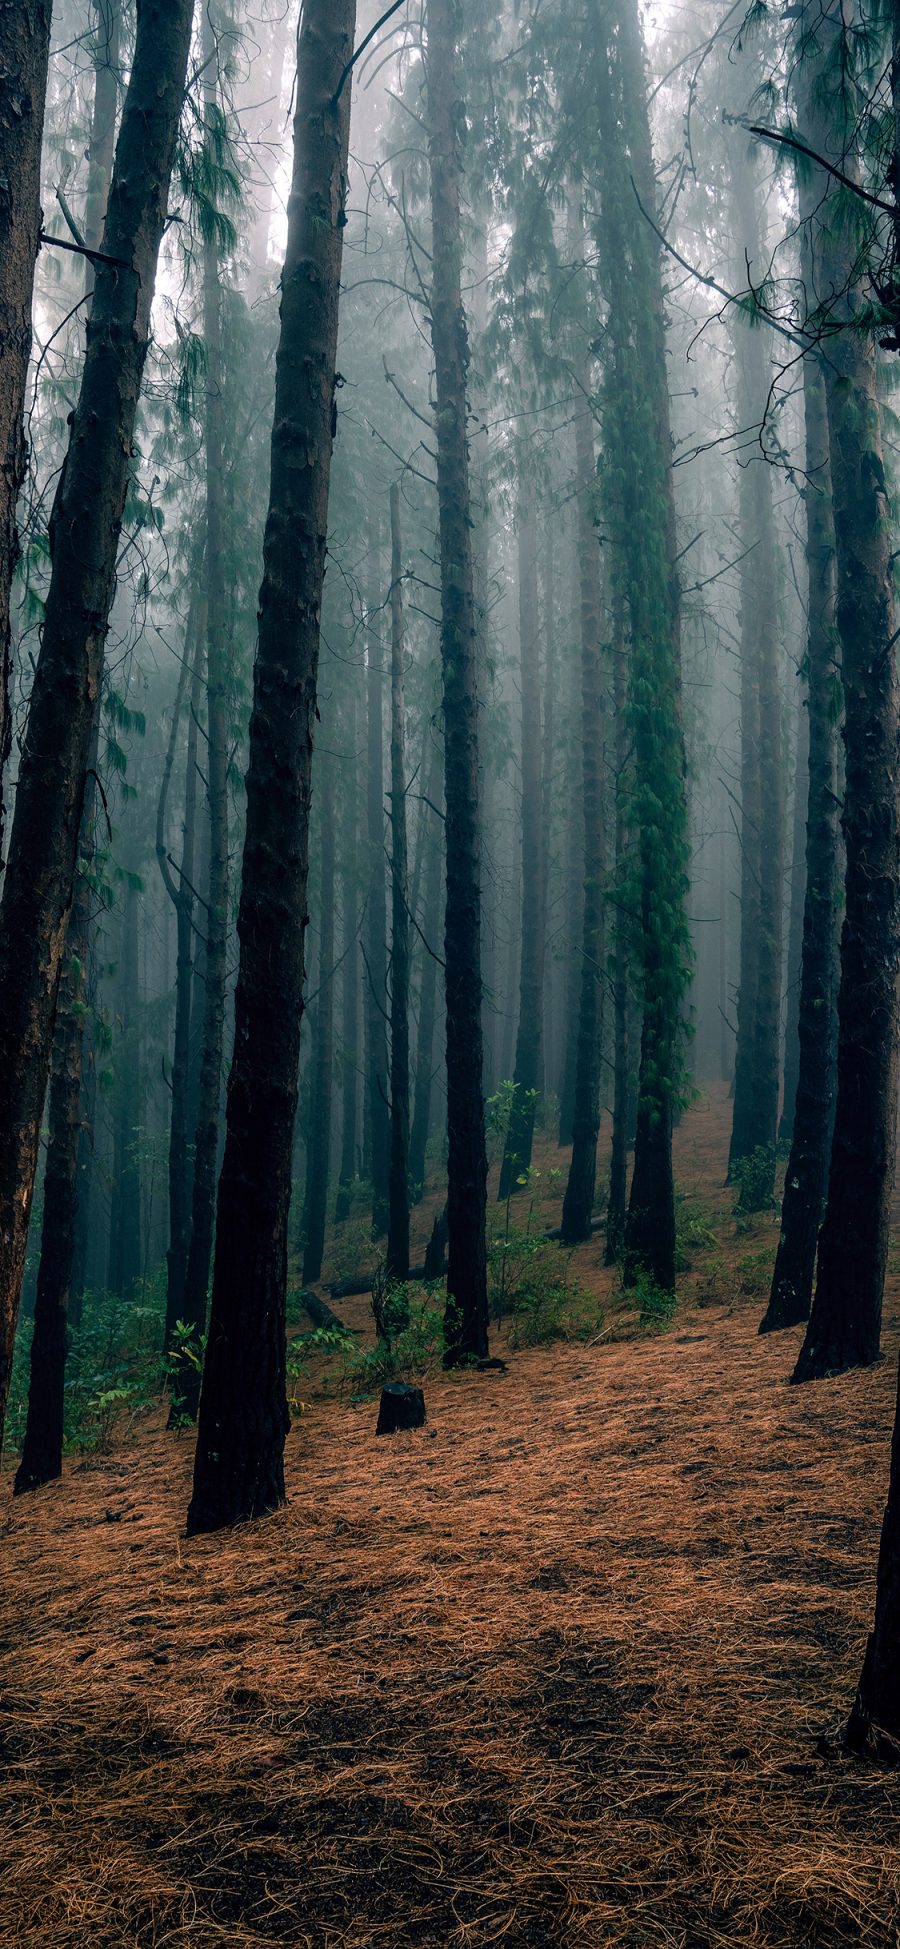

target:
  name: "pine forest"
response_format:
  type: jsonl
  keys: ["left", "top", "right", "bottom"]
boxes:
{"left": 4, "top": 0, "right": 900, "bottom": 1939}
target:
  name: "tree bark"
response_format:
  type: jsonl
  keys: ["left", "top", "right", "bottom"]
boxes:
{"left": 499, "top": 491, "right": 545, "bottom": 1200}
{"left": 187, "top": 0, "right": 357, "bottom": 1533}
{"left": 594, "top": 0, "right": 689, "bottom": 1295}
{"left": 0, "top": 0, "right": 52, "bottom": 852}
{"left": 778, "top": 692, "right": 809, "bottom": 1149}
{"left": 792, "top": 4, "right": 900, "bottom": 1383}
{"left": 364, "top": 541, "right": 391, "bottom": 1234}
{"left": 302, "top": 758, "right": 337, "bottom": 1286}
{"left": 335, "top": 684, "right": 360, "bottom": 1222}
{"left": 13, "top": 753, "right": 99, "bottom": 1492}
{"left": 386, "top": 481, "right": 411, "bottom": 1279}
{"left": 157, "top": 599, "right": 204, "bottom": 1351}
{"left": 427, "top": 0, "right": 489, "bottom": 1365}
{"left": 82, "top": 0, "right": 122, "bottom": 296}
{"left": 178, "top": 18, "right": 232, "bottom": 1419}
{"left": 561, "top": 204, "right": 605, "bottom": 1245}
{"left": 761, "top": 250, "right": 839, "bottom": 1334}
{"left": 409, "top": 737, "right": 443, "bottom": 1201}
{"left": 848, "top": 1362, "right": 900, "bottom": 1754}
{"left": 726, "top": 151, "right": 785, "bottom": 1198}
{"left": 605, "top": 595, "right": 630, "bottom": 1264}
{"left": 107, "top": 871, "right": 142, "bottom": 1298}
{"left": 0, "top": 0, "right": 195, "bottom": 1450}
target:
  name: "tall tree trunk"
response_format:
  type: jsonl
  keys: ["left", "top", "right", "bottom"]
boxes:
{"left": 0, "top": 0, "right": 52, "bottom": 850}
{"left": 606, "top": 595, "right": 630, "bottom": 1263}
{"left": 364, "top": 537, "right": 390, "bottom": 1233}
{"left": 557, "top": 581, "right": 583, "bottom": 1148}
{"left": 157, "top": 599, "right": 204, "bottom": 1351}
{"left": 409, "top": 738, "right": 443, "bottom": 1201}
{"left": 13, "top": 8, "right": 124, "bottom": 1470}
{"left": 778, "top": 693, "right": 809, "bottom": 1149}
{"left": 540, "top": 517, "right": 556, "bottom": 1095}
{"left": 107, "top": 872, "right": 142, "bottom": 1298}
{"left": 761, "top": 268, "right": 839, "bottom": 1333}
{"left": 335, "top": 685, "right": 359, "bottom": 1222}
{"left": 594, "top": 0, "right": 689, "bottom": 1294}
{"left": 792, "top": 3, "right": 900, "bottom": 1383}
{"left": 499, "top": 491, "right": 545, "bottom": 1199}
{"left": 561, "top": 205, "right": 605, "bottom": 1245}
{"left": 726, "top": 152, "right": 785, "bottom": 1198}
{"left": 427, "top": 0, "right": 489, "bottom": 1365}
{"left": 386, "top": 481, "right": 411, "bottom": 1279}
{"left": 82, "top": 0, "right": 122, "bottom": 295}
{"left": 178, "top": 19, "right": 232, "bottom": 1419}
{"left": 187, "top": 0, "right": 356, "bottom": 1533}
{"left": 0, "top": 0, "right": 195, "bottom": 1449}
{"left": 302, "top": 759, "right": 337, "bottom": 1286}
{"left": 848, "top": 1355, "right": 900, "bottom": 1755}
{"left": 13, "top": 757, "right": 99, "bottom": 1492}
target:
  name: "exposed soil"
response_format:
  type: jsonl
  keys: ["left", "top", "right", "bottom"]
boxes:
{"left": 2, "top": 1088, "right": 899, "bottom": 1947}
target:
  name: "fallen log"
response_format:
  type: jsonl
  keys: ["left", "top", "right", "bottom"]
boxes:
{"left": 296, "top": 1288, "right": 356, "bottom": 1333}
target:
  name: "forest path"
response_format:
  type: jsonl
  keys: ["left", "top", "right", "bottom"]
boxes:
{"left": 2, "top": 1136, "right": 900, "bottom": 1943}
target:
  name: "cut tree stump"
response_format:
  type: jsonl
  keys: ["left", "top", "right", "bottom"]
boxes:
{"left": 376, "top": 1382, "right": 426, "bottom": 1435}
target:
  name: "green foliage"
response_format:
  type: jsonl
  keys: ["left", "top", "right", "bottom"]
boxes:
{"left": 731, "top": 1147, "right": 776, "bottom": 1215}
{"left": 632, "top": 1271, "right": 678, "bottom": 1328}
{"left": 735, "top": 1250, "right": 772, "bottom": 1299}
{"left": 164, "top": 1319, "right": 206, "bottom": 1427}
{"left": 343, "top": 1284, "right": 446, "bottom": 1397}
{"left": 286, "top": 1325, "right": 355, "bottom": 1416}
{"left": 674, "top": 1192, "right": 719, "bottom": 1272}
{"left": 488, "top": 1231, "right": 600, "bottom": 1347}
{"left": 7, "top": 1285, "right": 166, "bottom": 1460}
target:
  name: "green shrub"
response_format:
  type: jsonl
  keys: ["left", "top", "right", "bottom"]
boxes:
{"left": 731, "top": 1146, "right": 776, "bottom": 1216}
{"left": 674, "top": 1191, "right": 718, "bottom": 1271}
{"left": 632, "top": 1270, "right": 677, "bottom": 1327}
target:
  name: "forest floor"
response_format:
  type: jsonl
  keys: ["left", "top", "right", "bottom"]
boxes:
{"left": 2, "top": 1087, "right": 900, "bottom": 1947}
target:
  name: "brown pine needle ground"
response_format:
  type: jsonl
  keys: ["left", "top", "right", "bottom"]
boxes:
{"left": 2, "top": 1091, "right": 899, "bottom": 1947}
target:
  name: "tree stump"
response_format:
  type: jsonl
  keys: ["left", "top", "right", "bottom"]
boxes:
{"left": 376, "top": 1382, "right": 426, "bottom": 1435}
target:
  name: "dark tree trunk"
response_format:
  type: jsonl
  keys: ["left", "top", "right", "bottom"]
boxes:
{"left": 778, "top": 693, "right": 809, "bottom": 1150}
{"left": 409, "top": 738, "right": 443, "bottom": 1201}
{"left": 499, "top": 493, "right": 545, "bottom": 1199}
{"left": 157, "top": 600, "right": 204, "bottom": 1351}
{"left": 427, "top": 0, "right": 489, "bottom": 1365}
{"left": 364, "top": 533, "right": 391, "bottom": 1232}
{"left": 12, "top": 8, "right": 123, "bottom": 1470}
{"left": 606, "top": 597, "right": 630, "bottom": 1264}
{"left": 540, "top": 517, "right": 556, "bottom": 1094}
{"left": 848, "top": 1361, "right": 900, "bottom": 1755}
{"left": 594, "top": 0, "right": 688, "bottom": 1295}
{"left": 335, "top": 684, "right": 359, "bottom": 1222}
{"left": 187, "top": 0, "right": 356, "bottom": 1533}
{"left": 792, "top": 7, "right": 900, "bottom": 1384}
{"left": 726, "top": 154, "right": 785, "bottom": 1198}
{"left": 0, "top": 0, "right": 52, "bottom": 850}
{"left": 107, "top": 873, "right": 142, "bottom": 1298}
{"left": 13, "top": 762, "right": 99, "bottom": 1493}
{"left": 386, "top": 481, "right": 411, "bottom": 1280}
{"left": 560, "top": 218, "right": 605, "bottom": 1246}
{"left": 0, "top": 0, "right": 195, "bottom": 1448}
{"left": 761, "top": 262, "right": 839, "bottom": 1334}
{"left": 302, "top": 759, "right": 337, "bottom": 1286}
{"left": 557, "top": 601, "right": 583, "bottom": 1148}
{"left": 178, "top": 21, "right": 232, "bottom": 1420}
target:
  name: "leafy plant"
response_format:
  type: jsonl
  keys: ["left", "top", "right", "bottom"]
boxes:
{"left": 731, "top": 1146, "right": 776, "bottom": 1216}
{"left": 632, "top": 1270, "right": 678, "bottom": 1327}
{"left": 674, "top": 1191, "right": 719, "bottom": 1271}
